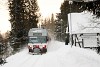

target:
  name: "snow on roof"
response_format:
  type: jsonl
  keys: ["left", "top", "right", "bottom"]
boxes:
{"left": 28, "top": 28, "right": 47, "bottom": 36}
{"left": 68, "top": 12, "right": 100, "bottom": 34}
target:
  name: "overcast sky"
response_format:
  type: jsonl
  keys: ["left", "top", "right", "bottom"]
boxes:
{"left": 37, "top": 0, "right": 64, "bottom": 18}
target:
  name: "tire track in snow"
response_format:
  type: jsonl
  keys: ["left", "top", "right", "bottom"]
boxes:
{"left": 15, "top": 54, "right": 35, "bottom": 67}
{"left": 17, "top": 54, "right": 42, "bottom": 67}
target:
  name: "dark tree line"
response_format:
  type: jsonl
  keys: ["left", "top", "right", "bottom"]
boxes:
{"left": 77, "top": 0, "right": 100, "bottom": 17}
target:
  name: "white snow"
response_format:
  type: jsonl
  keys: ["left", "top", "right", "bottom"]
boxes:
{"left": 1, "top": 40, "right": 100, "bottom": 67}
{"left": 68, "top": 12, "right": 100, "bottom": 34}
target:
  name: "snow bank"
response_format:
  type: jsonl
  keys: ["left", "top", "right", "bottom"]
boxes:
{"left": 34, "top": 41, "right": 100, "bottom": 67}
{"left": 68, "top": 12, "right": 100, "bottom": 34}
{"left": 47, "top": 40, "right": 65, "bottom": 52}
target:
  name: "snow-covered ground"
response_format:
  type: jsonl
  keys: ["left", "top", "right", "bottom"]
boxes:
{"left": 1, "top": 40, "right": 100, "bottom": 67}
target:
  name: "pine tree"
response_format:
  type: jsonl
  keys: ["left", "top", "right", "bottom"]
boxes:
{"left": 24, "top": 0, "right": 39, "bottom": 31}
{"left": 55, "top": 13, "right": 62, "bottom": 41}
{"left": 8, "top": 0, "right": 39, "bottom": 52}
{"left": 8, "top": 0, "right": 39, "bottom": 38}
{"left": 56, "top": 0, "right": 83, "bottom": 42}
{"left": 9, "top": 0, "right": 25, "bottom": 38}
{"left": 74, "top": 0, "right": 100, "bottom": 17}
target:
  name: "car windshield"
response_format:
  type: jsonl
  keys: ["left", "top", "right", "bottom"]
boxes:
{"left": 29, "top": 36, "right": 47, "bottom": 43}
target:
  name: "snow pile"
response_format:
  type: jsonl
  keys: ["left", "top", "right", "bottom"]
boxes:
{"left": 47, "top": 40, "right": 65, "bottom": 52}
{"left": 68, "top": 12, "right": 100, "bottom": 34}
{"left": 1, "top": 41, "right": 100, "bottom": 67}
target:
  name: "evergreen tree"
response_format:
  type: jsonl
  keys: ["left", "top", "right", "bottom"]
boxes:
{"left": 64, "top": 0, "right": 100, "bottom": 17}
{"left": 24, "top": 0, "right": 39, "bottom": 31}
{"left": 56, "top": 0, "right": 81, "bottom": 41}
{"left": 9, "top": 0, "right": 24, "bottom": 38}
{"left": 8, "top": 0, "right": 39, "bottom": 38}
{"left": 8, "top": 0, "right": 39, "bottom": 51}
{"left": 75, "top": 0, "right": 100, "bottom": 17}
{"left": 54, "top": 13, "right": 61, "bottom": 41}
{"left": 55, "top": 0, "right": 83, "bottom": 42}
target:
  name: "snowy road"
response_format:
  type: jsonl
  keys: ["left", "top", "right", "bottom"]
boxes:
{"left": 1, "top": 41, "right": 63, "bottom": 67}
{"left": 2, "top": 48, "right": 41, "bottom": 67}
{"left": 1, "top": 40, "right": 100, "bottom": 67}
